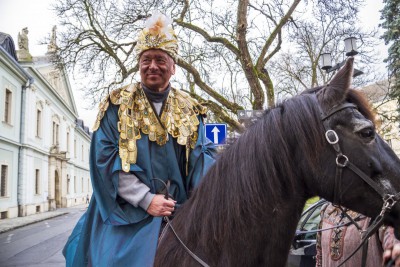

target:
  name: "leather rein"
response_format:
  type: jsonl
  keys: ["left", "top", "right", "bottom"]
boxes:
{"left": 160, "top": 100, "right": 400, "bottom": 267}
{"left": 156, "top": 177, "right": 210, "bottom": 267}
{"left": 318, "top": 100, "right": 400, "bottom": 267}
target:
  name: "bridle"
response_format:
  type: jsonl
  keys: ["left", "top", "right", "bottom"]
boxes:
{"left": 318, "top": 98, "right": 400, "bottom": 266}
{"left": 160, "top": 98, "right": 400, "bottom": 267}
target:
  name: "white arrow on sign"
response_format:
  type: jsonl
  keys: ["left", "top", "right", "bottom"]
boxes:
{"left": 211, "top": 126, "right": 220, "bottom": 144}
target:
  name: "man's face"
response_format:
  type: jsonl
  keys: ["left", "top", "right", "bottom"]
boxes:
{"left": 139, "top": 49, "right": 175, "bottom": 92}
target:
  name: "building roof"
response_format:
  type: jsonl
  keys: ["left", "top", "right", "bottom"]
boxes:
{"left": 0, "top": 32, "right": 18, "bottom": 61}
{"left": 76, "top": 118, "right": 92, "bottom": 138}
{"left": 360, "top": 80, "right": 392, "bottom": 103}
{"left": 0, "top": 34, "right": 33, "bottom": 85}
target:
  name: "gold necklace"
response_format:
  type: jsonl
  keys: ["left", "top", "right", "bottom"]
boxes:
{"left": 94, "top": 83, "right": 207, "bottom": 172}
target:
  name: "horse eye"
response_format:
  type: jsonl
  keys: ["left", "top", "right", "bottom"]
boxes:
{"left": 358, "top": 128, "right": 375, "bottom": 139}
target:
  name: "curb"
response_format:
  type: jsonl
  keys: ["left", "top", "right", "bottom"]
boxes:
{"left": 0, "top": 212, "right": 69, "bottom": 234}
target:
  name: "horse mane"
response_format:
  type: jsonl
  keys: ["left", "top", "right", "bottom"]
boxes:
{"left": 159, "top": 85, "right": 377, "bottom": 265}
{"left": 175, "top": 93, "right": 329, "bottom": 254}
{"left": 190, "top": 88, "right": 373, "bottom": 238}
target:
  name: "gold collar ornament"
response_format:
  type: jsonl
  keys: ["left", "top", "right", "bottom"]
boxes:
{"left": 93, "top": 83, "right": 207, "bottom": 172}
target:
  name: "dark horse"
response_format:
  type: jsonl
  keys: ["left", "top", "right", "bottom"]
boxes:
{"left": 155, "top": 58, "right": 400, "bottom": 266}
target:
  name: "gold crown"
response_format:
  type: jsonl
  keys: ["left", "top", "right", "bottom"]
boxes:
{"left": 135, "top": 12, "right": 178, "bottom": 61}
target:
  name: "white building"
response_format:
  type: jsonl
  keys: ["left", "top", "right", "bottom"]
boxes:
{"left": 0, "top": 30, "right": 91, "bottom": 219}
{"left": 361, "top": 80, "right": 400, "bottom": 156}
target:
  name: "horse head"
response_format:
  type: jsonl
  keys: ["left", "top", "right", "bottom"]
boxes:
{"left": 311, "top": 57, "right": 400, "bottom": 238}
{"left": 154, "top": 57, "right": 400, "bottom": 267}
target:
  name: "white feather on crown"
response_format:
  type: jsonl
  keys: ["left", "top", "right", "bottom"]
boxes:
{"left": 135, "top": 11, "right": 178, "bottom": 60}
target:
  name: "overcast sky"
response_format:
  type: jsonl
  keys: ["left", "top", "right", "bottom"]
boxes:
{"left": 0, "top": 0, "right": 98, "bottom": 127}
{"left": 0, "top": 0, "right": 388, "bottom": 128}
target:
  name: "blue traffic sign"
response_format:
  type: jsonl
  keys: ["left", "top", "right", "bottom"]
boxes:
{"left": 205, "top": 123, "right": 227, "bottom": 145}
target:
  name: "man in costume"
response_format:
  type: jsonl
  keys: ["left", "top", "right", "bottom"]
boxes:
{"left": 63, "top": 12, "right": 216, "bottom": 267}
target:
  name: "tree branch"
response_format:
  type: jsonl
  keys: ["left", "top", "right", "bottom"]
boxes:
{"left": 177, "top": 58, "right": 244, "bottom": 114}
{"left": 237, "top": 0, "right": 265, "bottom": 109}
{"left": 184, "top": 91, "right": 245, "bottom": 133}
{"left": 174, "top": 20, "right": 240, "bottom": 57}
{"left": 257, "top": 0, "right": 301, "bottom": 69}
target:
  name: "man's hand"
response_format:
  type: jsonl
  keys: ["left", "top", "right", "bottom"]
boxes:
{"left": 147, "top": 194, "right": 176, "bottom": 217}
{"left": 383, "top": 243, "right": 400, "bottom": 266}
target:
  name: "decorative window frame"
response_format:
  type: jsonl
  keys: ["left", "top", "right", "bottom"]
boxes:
{"left": 34, "top": 168, "right": 41, "bottom": 195}
{"left": 0, "top": 164, "right": 9, "bottom": 198}
{"left": 52, "top": 114, "right": 61, "bottom": 145}
{"left": 3, "top": 88, "right": 13, "bottom": 126}
{"left": 35, "top": 101, "right": 44, "bottom": 138}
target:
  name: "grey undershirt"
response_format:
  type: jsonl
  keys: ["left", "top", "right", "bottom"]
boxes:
{"left": 117, "top": 93, "right": 165, "bottom": 211}
{"left": 118, "top": 171, "right": 154, "bottom": 211}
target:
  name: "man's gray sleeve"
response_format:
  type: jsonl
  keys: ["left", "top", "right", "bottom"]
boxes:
{"left": 118, "top": 171, "right": 155, "bottom": 211}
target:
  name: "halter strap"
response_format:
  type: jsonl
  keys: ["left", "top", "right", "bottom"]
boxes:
{"left": 346, "top": 161, "right": 386, "bottom": 197}
{"left": 320, "top": 101, "right": 389, "bottom": 203}
{"left": 321, "top": 103, "right": 358, "bottom": 121}
{"left": 317, "top": 97, "right": 400, "bottom": 266}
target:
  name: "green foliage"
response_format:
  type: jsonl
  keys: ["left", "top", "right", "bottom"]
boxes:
{"left": 304, "top": 196, "right": 319, "bottom": 210}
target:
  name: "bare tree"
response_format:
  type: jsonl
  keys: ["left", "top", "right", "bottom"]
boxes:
{"left": 53, "top": 0, "right": 371, "bottom": 132}
{"left": 270, "top": 0, "right": 384, "bottom": 100}
{"left": 361, "top": 80, "right": 399, "bottom": 140}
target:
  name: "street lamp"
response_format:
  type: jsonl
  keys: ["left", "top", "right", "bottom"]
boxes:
{"left": 320, "top": 37, "right": 363, "bottom": 77}
{"left": 344, "top": 37, "right": 358, "bottom": 56}
{"left": 320, "top": 52, "right": 333, "bottom": 71}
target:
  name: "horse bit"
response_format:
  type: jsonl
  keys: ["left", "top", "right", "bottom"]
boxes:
{"left": 319, "top": 100, "right": 400, "bottom": 267}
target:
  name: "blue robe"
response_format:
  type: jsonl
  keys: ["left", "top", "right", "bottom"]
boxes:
{"left": 63, "top": 102, "right": 216, "bottom": 267}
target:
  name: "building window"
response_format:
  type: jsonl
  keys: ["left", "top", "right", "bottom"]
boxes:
{"left": 67, "top": 175, "right": 70, "bottom": 194}
{"left": 52, "top": 122, "right": 55, "bottom": 144}
{"left": 74, "top": 140, "right": 77, "bottom": 158}
{"left": 74, "top": 176, "right": 77, "bottom": 193}
{"left": 52, "top": 122, "right": 59, "bottom": 145}
{"left": 56, "top": 124, "right": 59, "bottom": 144}
{"left": 35, "top": 169, "right": 40, "bottom": 195}
{"left": 1, "top": 165, "right": 8, "bottom": 197}
{"left": 81, "top": 177, "right": 84, "bottom": 193}
{"left": 81, "top": 145, "right": 84, "bottom": 161}
{"left": 66, "top": 131, "right": 70, "bottom": 152}
{"left": 4, "top": 89, "right": 12, "bottom": 124}
{"left": 36, "top": 109, "right": 42, "bottom": 137}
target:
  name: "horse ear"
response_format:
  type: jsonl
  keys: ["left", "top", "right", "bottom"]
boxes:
{"left": 318, "top": 57, "right": 354, "bottom": 110}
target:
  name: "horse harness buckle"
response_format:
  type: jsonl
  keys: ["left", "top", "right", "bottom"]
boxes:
{"left": 336, "top": 154, "right": 349, "bottom": 168}
{"left": 380, "top": 194, "right": 397, "bottom": 217}
{"left": 325, "top": 129, "right": 339, "bottom": 144}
